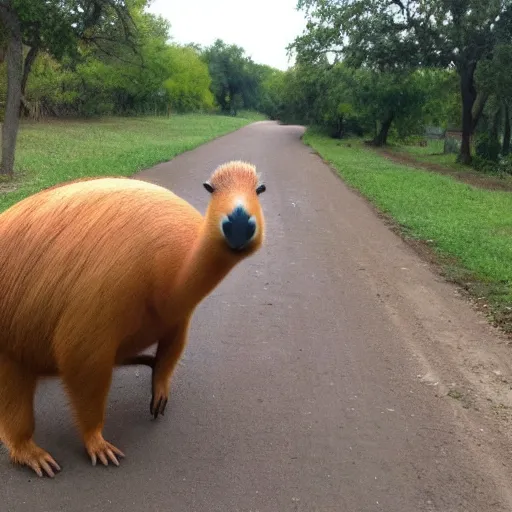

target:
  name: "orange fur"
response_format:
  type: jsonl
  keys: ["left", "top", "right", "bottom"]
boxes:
{"left": 0, "top": 160, "right": 266, "bottom": 477}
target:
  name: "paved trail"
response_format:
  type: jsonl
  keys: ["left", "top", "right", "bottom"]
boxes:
{"left": 4, "top": 121, "right": 512, "bottom": 511}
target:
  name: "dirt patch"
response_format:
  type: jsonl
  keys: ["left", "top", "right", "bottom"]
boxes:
{"left": 376, "top": 147, "right": 512, "bottom": 192}
{"left": 0, "top": 182, "right": 19, "bottom": 194}
{"left": 0, "top": 172, "right": 27, "bottom": 195}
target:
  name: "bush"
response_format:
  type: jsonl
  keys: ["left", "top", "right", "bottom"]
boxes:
{"left": 475, "top": 133, "right": 501, "bottom": 162}
{"left": 472, "top": 155, "right": 509, "bottom": 178}
{"left": 472, "top": 155, "right": 496, "bottom": 174}
{"left": 498, "top": 154, "right": 512, "bottom": 175}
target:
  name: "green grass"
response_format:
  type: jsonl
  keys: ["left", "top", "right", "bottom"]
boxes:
{"left": 304, "top": 130, "right": 512, "bottom": 331}
{"left": 0, "top": 112, "right": 264, "bottom": 212}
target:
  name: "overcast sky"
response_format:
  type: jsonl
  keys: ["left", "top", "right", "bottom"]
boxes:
{"left": 147, "top": 0, "right": 308, "bottom": 70}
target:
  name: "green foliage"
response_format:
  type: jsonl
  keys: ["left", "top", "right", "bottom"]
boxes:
{"left": 475, "top": 133, "right": 501, "bottom": 162}
{"left": 163, "top": 46, "right": 214, "bottom": 113}
{"left": 252, "top": 64, "right": 285, "bottom": 120}
{"left": 276, "top": 60, "right": 363, "bottom": 137}
{"left": 23, "top": 53, "right": 78, "bottom": 117}
{"left": 201, "top": 39, "right": 260, "bottom": 115}
{"left": 11, "top": 0, "right": 138, "bottom": 62}
{"left": 0, "top": 2, "right": 278, "bottom": 131}
{"left": 420, "top": 69, "right": 461, "bottom": 130}
{"left": 276, "top": 61, "right": 438, "bottom": 143}
{"left": 277, "top": 63, "right": 319, "bottom": 125}
{"left": 472, "top": 156, "right": 500, "bottom": 175}
{"left": 498, "top": 154, "right": 512, "bottom": 175}
{"left": 292, "top": 0, "right": 512, "bottom": 72}
{"left": 0, "top": 22, "right": 277, "bottom": 121}
{"left": 355, "top": 69, "right": 429, "bottom": 141}
{"left": 291, "top": 0, "right": 512, "bottom": 162}
{"left": 7, "top": 7, "right": 219, "bottom": 118}
{"left": 476, "top": 45, "right": 512, "bottom": 102}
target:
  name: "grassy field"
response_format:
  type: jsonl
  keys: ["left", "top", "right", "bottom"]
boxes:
{"left": 0, "top": 112, "right": 265, "bottom": 212}
{"left": 304, "top": 130, "right": 512, "bottom": 332}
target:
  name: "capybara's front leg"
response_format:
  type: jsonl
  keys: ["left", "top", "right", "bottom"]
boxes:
{"left": 60, "top": 349, "right": 124, "bottom": 468}
{"left": 0, "top": 353, "right": 61, "bottom": 477}
{"left": 150, "top": 318, "right": 191, "bottom": 419}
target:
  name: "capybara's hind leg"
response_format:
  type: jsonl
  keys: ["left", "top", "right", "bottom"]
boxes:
{"left": 61, "top": 354, "right": 125, "bottom": 468}
{"left": 0, "top": 354, "right": 61, "bottom": 477}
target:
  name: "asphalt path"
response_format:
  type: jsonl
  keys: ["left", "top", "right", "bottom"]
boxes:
{"left": 3, "top": 121, "right": 512, "bottom": 511}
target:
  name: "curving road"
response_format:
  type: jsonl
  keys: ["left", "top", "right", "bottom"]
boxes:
{"left": 3, "top": 121, "right": 512, "bottom": 511}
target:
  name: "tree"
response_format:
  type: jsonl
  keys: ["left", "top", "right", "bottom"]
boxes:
{"left": 278, "top": 58, "right": 428, "bottom": 144}
{"left": 278, "top": 61, "right": 325, "bottom": 126}
{"left": 14, "top": 7, "right": 216, "bottom": 119}
{"left": 475, "top": 44, "right": 512, "bottom": 155}
{"left": 254, "top": 64, "right": 286, "bottom": 120}
{"left": 202, "top": 39, "right": 259, "bottom": 115}
{"left": 0, "top": 0, "right": 138, "bottom": 176}
{"left": 293, "top": 61, "right": 358, "bottom": 138}
{"left": 419, "top": 69, "right": 460, "bottom": 131}
{"left": 0, "top": 1, "right": 23, "bottom": 177}
{"left": 353, "top": 69, "right": 428, "bottom": 145}
{"left": 290, "top": 0, "right": 512, "bottom": 164}
{"left": 163, "top": 45, "right": 214, "bottom": 113}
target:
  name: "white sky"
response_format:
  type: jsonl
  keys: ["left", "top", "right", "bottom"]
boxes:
{"left": 146, "top": 0, "right": 308, "bottom": 70}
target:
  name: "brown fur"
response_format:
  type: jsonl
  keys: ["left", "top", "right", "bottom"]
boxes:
{"left": 0, "top": 161, "right": 265, "bottom": 477}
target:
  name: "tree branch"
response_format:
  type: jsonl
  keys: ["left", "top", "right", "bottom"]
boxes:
{"left": 21, "top": 45, "right": 38, "bottom": 95}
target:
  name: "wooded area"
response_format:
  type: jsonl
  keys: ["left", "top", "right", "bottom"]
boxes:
{"left": 284, "top": 0, "right": 512, "bottom": 169}
{"left": 0, "top": 0, "right": 282, "bottom": 176}
{"left": 1, "top": 0, "right": 512, "bottom": 177}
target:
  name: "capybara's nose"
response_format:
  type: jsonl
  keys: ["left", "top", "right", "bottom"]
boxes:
{"left": 222, "top": 206, "right": 256, "bottom": 250}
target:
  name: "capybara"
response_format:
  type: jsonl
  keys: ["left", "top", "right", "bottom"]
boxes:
{"left": 0, "top": 160, "right": 266, "bottom": 477}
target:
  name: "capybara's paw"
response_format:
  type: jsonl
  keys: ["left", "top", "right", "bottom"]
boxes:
{"left": 10, "top": 441, "right": 61, "bottom": 478}
{"left": 84, "top": 433, "right": 125, "bottom": 467}
{"left": 150, "top": 385, "right": 169, "bottom": 419}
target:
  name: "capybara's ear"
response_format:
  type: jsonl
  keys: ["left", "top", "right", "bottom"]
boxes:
{"left": 203, "top": 181, "right": 215, "bottom": 193}
{"left": 256, "top": 184, "right": 266, "bottom": 195}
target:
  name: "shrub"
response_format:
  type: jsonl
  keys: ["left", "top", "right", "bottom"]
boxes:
{"left": 475, "top": 132, "right": 501, "bottom": 162}
{"left": 498, "top": 154, "right": 512, "bottom": 175}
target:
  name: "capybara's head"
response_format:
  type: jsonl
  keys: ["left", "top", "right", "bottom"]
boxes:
{"left": 203, "top": 161, "right": 266, "bottom": 255}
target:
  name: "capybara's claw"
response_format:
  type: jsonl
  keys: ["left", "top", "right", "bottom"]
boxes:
{"left": 85, "top": 433, "right": 124, "bottom": 468}
{"left": 11, "top": 442, "right": 61, "bottom": 478}
{"left": 150, "top": 394, "right": 168, "bottom": 419}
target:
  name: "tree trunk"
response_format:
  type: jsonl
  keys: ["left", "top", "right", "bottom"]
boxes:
{"left": 373, "top": 114, "right": 393, "bottom": 146}
{"left": 503, "top": 103, "right": 511, "bottom": 156}
{"left": 457, "top": 62, "right": 477, "bottom": 165}
{"left": 472, "top": 91, "right": 488, "bottom": 132}
{"left": 0, "top": 5, "right": 23, "bottom": 177}
{"left": 19, "top": 45, "right": 38, "bottom": 117}
{"left": 0, "top": 16, "right": 7, "bottom": 63}
{"left": 332, "top": 116, "right": 344, "bottom": 139}
{"left": 21, "top": 45, "right": 38, "bottom": 97}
